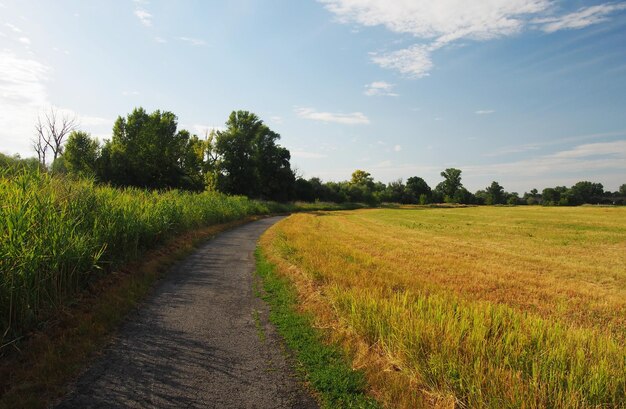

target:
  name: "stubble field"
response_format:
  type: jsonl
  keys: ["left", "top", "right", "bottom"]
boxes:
{"left": 259, "top": 206, "right": 626, "bottom": 408}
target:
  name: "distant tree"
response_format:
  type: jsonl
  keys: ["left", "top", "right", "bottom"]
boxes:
{"left": 485, "top": 181, "right": 505, "bottom": 205}
{"left": 383, "top": 179, "right": 407, "bottom": 203}
{"left": 405, "top": 176, "right": 431, "bottom": 203}
{"left": 33, "top": 107, "right": 78, "bottom": 168}
{"left": 294, "top": 178, "right": 315, "bottom": 202}
{"left": 350, "top": 170, "right": 375, "bottom": 188}
{"left": 620, "top": 184, "right": 626, "bottom": 196}
{"left": 436, "top": 168, "right": 463, "bottom": 202}
{"left": 63, "top": 131, "right": 100, "bottom": 176}
{"left": 570, "top": 181, "right": 603, "bottom": 204}
{"left": 507, "top": 192, "right": 521, "bottom": 205}
{"left": 541, "top": 187, "right": 560, "bottom": 205}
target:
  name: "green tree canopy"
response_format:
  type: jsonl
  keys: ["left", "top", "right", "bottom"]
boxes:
{"left": 485, "top": 181, "right": 505, "bottom": 205}
{"left": 436, "top": 168, "right": 463, "bottom": 202}
{"left": 100, "top": 107, "right": 202, "bottom": 190}
{"left": 215, "top": 110, "right": 294, "bottom": 201}
{"left": 63, "top": 130, "right": 100, "bottom": 176}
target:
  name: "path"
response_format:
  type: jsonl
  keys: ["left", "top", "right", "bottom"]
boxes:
{"left": 56, "top": 216, "right": 317, "bottom": 409}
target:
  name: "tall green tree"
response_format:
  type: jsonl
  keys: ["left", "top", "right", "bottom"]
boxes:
{"left": 570, "top": 181, "right": 604, "bottom": 204}
{"left": 485, "top": 181, "right": 505, "bottom": 205}
{"left": 405, "top": 176, "right": 431, "bottom": 203}
{"left": 63, "top": 131, "right": 100, "bottom": 176}
{"left": 215, "top": 110, "right": 295, "bottom": 201}
{"left": 100, "top": 107, "right": 202, "bottom": 190}
{"left": 436, "top": 168, "right": 463, "bottom": 202}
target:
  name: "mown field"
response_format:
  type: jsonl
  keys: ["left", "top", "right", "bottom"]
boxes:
{"left": 260, "top": 206, "right": 626, "bottom": 408}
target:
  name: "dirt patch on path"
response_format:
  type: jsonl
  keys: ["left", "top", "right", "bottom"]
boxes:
{"left": 55, "top": 216, "right": 317, "bottom": 409}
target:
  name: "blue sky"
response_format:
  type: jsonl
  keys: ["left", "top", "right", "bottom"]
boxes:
{"left": 1, "top": 0, "right": 625, "bottom": 192}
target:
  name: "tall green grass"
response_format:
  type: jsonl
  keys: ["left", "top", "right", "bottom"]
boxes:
{"left": 0, "top": 169, "right": 273, "bottom": 344}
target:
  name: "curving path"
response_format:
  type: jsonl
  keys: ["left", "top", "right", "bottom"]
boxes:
{"left": 56, "top": 216, "right": 317, "bottom": 409}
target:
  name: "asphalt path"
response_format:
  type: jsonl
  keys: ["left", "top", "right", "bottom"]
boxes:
{"left": 56, "top": 216, "right": 317, "bottom": 409}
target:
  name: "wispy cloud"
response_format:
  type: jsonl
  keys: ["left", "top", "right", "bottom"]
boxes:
{"left": 122, "top": 90, "right": 140, "bottom": 96}
{"left": 270, "top": 116, "right": 283, "bottom": 124}
{"left": 393, "top": 144, "right": 402, "bottom": 152}
{"left": 178, "top": 36, "right": 206, "bottom": 46}
{"left": 134, "top": 8, "right": 153, "bottom": 27}
{"left": 364, "top": 81, "right": 398, "bottom": 96}
{"left": 475, "top": 109, "right": 495, "bottom": 115}
{"left": 534, "top": 4, "right": 626, "bottom": 33}
{"left": 321, "top": 1, "right": 626, "bottom": 77}
{"left": 5, "top": 23, "right": 22, "bottom": 33}
{"left": 155, "top": 36, "right": 167, "bottom": 43}
{"left": 295, "top": 107, "right": 370, "bottom": 125}
{"left": 0, "top": 50, "right": 50, "bottom": 154}
{"left": 18, "top": 37, "right": 31, "bottom": 45}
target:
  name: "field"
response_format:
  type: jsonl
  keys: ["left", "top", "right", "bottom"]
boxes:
{"left": 260, "top": 206, "right": 626, "bottom": 408}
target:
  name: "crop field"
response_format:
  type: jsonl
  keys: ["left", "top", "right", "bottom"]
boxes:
{"left": 260, "top": 206, "right": 626, "bottom": 408}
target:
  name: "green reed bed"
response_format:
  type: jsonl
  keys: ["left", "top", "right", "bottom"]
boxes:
{"left": 0, "top": 169, "right": 271, "bottom": 344}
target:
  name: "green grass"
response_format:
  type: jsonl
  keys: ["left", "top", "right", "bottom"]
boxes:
{"left": 255, "top": 249, "right": 379, "bottom": 409}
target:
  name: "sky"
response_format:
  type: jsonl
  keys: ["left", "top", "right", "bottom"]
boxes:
{"left": 1, "top": 0, "right": 625, "bottom": 193}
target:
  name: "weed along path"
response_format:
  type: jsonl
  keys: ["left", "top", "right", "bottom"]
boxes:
{"left": 56, "top": 216, "right": 317, "bottom": 409}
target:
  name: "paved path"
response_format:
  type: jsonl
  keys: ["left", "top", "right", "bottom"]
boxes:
{"left": 56, "top": 216, "right": 317, "bottom": 409}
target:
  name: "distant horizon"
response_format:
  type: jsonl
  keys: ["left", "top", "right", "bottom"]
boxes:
{"left": 1, "top": 0, "right": 625, "bottom": 193}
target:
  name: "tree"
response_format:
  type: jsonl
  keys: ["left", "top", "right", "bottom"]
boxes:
{"left": 436, "top": 168, "right": 463, "bottom": 202}
{"left": 63, "top": 131, "right": 100, "bottom": 176}
{"left": 405, "top": 176, "right": 431, "bottom": 203}
{"left": 350, "top": 170, "right": 374, "bottom": 188}
{"left": 570, "top": 181, "right": 604, "bottom": 204}
{"left": 215, "top": 110, "right": 295, "bottom": 201}
{"left": 541, "top": 188, "right": 559, "bottom": 205}
{"left": 33, "top": 107, "right": 78, "bottom": 167}
{"left": 101, "top": 107, "right": 202, "bottom": 190}
{"left": 620, "top": 184, "right": 626, "bottom": 196}
{"left": 485, "top": 181, "right": 505, "bottom": 205}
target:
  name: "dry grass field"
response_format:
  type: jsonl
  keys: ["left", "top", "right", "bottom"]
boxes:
{"left": 259, "top": 206, "right": 626, "bottom": 408}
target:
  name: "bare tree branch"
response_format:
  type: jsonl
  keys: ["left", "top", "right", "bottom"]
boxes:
{"left": 32, "top": 107, "right": 78, "bottom": 168}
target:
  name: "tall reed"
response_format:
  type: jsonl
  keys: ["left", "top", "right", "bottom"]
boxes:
{"left": 0, "top": 169, "right": 271, "bottom": 343}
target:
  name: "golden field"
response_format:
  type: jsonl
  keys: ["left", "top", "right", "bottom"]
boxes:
{"left": 259, "top": 206, "right": 626, "bottom": 408}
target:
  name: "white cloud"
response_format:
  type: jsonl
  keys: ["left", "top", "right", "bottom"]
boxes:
{"left": 0, "top": 50, "right": 50, "bottom": 155}
{"left": 134, "top": 8, "right": 152, "bottom": 27}
{"left": 291, "top": 150, "right": 328, "bottom": 159}
{"left": 122, "top": 90, "right": 140, "bottom": 96}
{"left": 5, "top": 23, "right": 22, "bottom": 33}
{"left": 18, "top": 37, "right": 30, "bottom": 45}
{"left": 178, "top": 36, "right": 206, "bottom": 46}
{"left": 475, "top": 109, "right": 495, "bottom": 115}
{"left": 371, "top": 45, "right": 433, "bottom": 78}
{"left": 364, "top": 81, "right": 398, "bottom": 96}
{"left": 270, "top": 116, "right": 283, "bottom": 124}
{"left": 535, "top": 4, "right": 626, "bottom": 33}
{"left": 295, "top": 107, "right": 370, "bottom": 125}
{"left": 155, "top": 36, "right": 167, "bottom": 43}
{"left": 467, "top": 141, "right": 626, "bottom": 179}
{"left": 320, "top": 0, "right": 626, "bottom": 77}
{"left": 393, "top": 144, "right": 402, "bottom": 152}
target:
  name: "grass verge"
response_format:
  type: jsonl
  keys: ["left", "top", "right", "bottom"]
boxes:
{"left": 255, "top": 248, "right": 379, "bottom": 409}
{"left": 0, "top": 217, "right": 259, "bottom": 409}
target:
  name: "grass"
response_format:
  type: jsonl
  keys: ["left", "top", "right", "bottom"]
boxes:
{"left": 259, "top": 207, "right": 626, "bottom": 408}
{"left": 0, "top": 217, "right": 257, "bottom": 409}
{"left": 0, "top": 168, "right": 360, "bottom": 346}
{"left": 255, "top": 249, "right": 379, "bottom": 409}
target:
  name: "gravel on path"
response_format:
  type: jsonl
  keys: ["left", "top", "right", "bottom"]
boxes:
{"left": 55, "top": 216, "right": 317, "bottom": 409}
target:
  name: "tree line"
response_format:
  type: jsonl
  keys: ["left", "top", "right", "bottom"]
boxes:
{"left": 9, "top": 106, "right": 625, "bottom": 206}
